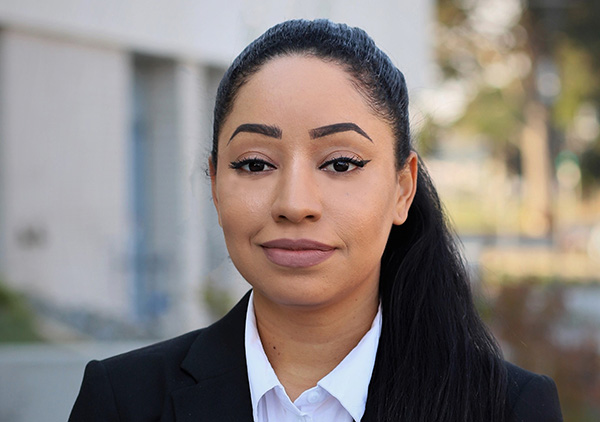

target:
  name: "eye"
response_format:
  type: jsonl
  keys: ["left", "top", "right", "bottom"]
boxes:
{"left": 319, "top": 156, "right": 371, "bottom": 173}
{"left": 229, "top": 157, "right": 276, "bottom": 173}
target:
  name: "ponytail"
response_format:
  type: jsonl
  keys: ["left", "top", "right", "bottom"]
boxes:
{"left": 365, "top": 159, "right": 507, "bottom": 421}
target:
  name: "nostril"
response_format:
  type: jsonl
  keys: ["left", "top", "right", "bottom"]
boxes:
{"left": 271, "top": 176, "right": 322, "bottom": 223}
{"left": 276, "top": 213, "right": 317, "bottom": 222}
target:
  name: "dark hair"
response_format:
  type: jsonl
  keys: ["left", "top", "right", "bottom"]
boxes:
{"left": 211, "top": 19, "right": 507, "bottom": 422}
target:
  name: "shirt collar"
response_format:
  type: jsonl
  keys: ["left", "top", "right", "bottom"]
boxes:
{"left": 244, "top": 291, "right": 382, "bottom": 422}
{"left": 317, "top": 305, "right": 381, "bottom": 421}
{"left": 245, "top": 293, "right": 282, "bottom": 421}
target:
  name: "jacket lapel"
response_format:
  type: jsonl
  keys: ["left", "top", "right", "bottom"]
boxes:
{"left": 170, "top": 292, "right": 254, "bottom": 422}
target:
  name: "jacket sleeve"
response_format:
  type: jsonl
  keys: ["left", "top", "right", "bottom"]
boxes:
{"left": 69, "top": 360, "right": 121, "bottom": 422}
{"left": 508, "top": 372, "right": 563, "bottom": 422}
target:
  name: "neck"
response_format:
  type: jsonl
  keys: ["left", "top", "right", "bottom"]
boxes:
{"left": 252, "top": 288, "right": 379, "bottom": 401}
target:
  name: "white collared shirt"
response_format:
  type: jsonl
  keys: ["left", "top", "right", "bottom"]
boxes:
{"left": 244, "top": 292, "right": 382, "bottom": 422}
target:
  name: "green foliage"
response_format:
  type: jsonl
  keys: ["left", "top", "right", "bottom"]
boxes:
{"left": 0, "top": 280, "right": 41, "bottom": 342}
{"left": 554, "top": 41, "right": 598, "bottom": 130}
{"left": 457, "top": 86, "right": 525, "bottom": 151}
{"left": 433, "top": 0, "right": 600, "bottom": 185}
{"left": 202, "top": 284, "right": 235, "bottom": 320}
{"left": 581, "top": 144, "right": 600, "bottom": 193}
{"left": 413, "top": 116, "right": 440, "bottom": 156}
{"left": 565, "top": 1, "right": 600, "bottom": 96}
{"left": 437, "top": 0, "right": 467, "bottom": 27}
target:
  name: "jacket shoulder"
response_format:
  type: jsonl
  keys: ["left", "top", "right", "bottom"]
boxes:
{"left": 70, "top": 292, "right": 252, "bottom": 422}
{"left": 69, "top": 329, "right": 205, "bottom": 422}
{"left": 504, "top": 361, "right": 563, "bottom": 422}
{"left": 101, "top": 328, "right": 202, "bottom": 371}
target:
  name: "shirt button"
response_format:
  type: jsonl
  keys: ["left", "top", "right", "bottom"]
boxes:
{"left": 307, "top": 390, "right": 321, "bottom": 404}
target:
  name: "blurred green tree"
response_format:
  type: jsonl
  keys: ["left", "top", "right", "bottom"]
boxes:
{"left": 0, "top": 280, "right": 40, "bottom": 342}
{"left": 431, "top": 0, "right": 600, "bottom": 217}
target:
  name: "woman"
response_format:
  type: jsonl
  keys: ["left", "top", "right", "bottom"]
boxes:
{"left": 70, "top": 19, "right": 563, "bottom": 421}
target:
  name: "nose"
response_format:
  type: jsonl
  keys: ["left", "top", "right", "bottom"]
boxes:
{"left": 271, "top": 166, "right": 322, "bottom": 223}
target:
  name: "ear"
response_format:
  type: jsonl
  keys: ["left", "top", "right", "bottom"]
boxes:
{"left": 209, "top": 160, "right": 223, "bottom": 227}
{"left": 393, "top": 151, "right": 418, "bottom": 225}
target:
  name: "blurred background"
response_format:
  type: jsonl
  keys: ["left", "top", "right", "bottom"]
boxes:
{"left": 0, "top": 0, "right": 598, "bottom": 421}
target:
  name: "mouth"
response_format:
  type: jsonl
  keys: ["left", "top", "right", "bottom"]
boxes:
{"left": 261, "top": 238, "right": 336, "bottom": 268}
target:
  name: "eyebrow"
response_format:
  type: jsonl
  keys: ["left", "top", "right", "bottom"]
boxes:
{"left": 228, "top": 123, "right": 282, "bottom": 144}
{"left": 309, "top": 123, "right": 373, "bottom": 142}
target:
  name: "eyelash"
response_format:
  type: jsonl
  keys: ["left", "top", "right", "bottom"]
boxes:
{"left": 229, "top": 155, "right": 371, "bottom": 173}
{"left": 318, "top": 156, "right": 371, "bottom": 172}
{"left": 229, "top": 157, "right": 275, "bottom": 172}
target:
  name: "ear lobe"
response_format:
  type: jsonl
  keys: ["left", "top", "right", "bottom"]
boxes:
{"left": 209, "top": 160, "right": 223, "bottom": 227}
{"left": 393, "top": 151, "right": 418, "bottom": 226}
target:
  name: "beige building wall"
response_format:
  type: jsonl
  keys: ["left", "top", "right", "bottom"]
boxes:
{"left": 0, "top": 30, "right": 131, "bottom": 316}
{"left": 0, "top": 0, "right": 433, "bottom": 338}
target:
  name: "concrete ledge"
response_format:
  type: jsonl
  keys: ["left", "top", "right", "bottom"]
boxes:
{"left": 0, "top": 342, "right": 147, "bottom": 422}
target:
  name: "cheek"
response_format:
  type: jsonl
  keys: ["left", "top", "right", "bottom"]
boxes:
{"left": 216, "top": 176, "right": 271, "bottom": 238}
{"left": 325, "top": 172, "right": 398, "bottom": 248}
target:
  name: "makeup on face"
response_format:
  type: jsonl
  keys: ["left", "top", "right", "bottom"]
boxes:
{"left": 211, "top": 55, "right": 411, "bottom": 310}
{"left": 261, "top": 238, "right": 336, "bottom": 268}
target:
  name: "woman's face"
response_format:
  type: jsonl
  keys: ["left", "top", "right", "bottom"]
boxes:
{"left": 211, "top": 55, "right": 417, "bottom": 311}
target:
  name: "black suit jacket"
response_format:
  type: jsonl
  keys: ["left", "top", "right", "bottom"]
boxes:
{"left": 69, "top": 293, "right": 563, "bottom": 421}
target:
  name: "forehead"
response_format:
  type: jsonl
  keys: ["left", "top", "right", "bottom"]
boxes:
{"left": 223, "top": 55, "right": 385, "bottom": 133}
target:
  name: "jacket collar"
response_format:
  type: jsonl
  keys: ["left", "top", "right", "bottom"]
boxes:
{"left": 170, "top": 291, "right": 253, "bottom": 421}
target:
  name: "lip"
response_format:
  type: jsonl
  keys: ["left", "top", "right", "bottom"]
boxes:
{"left": 261, "top": 238, "right": 336, "bottom": 268}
